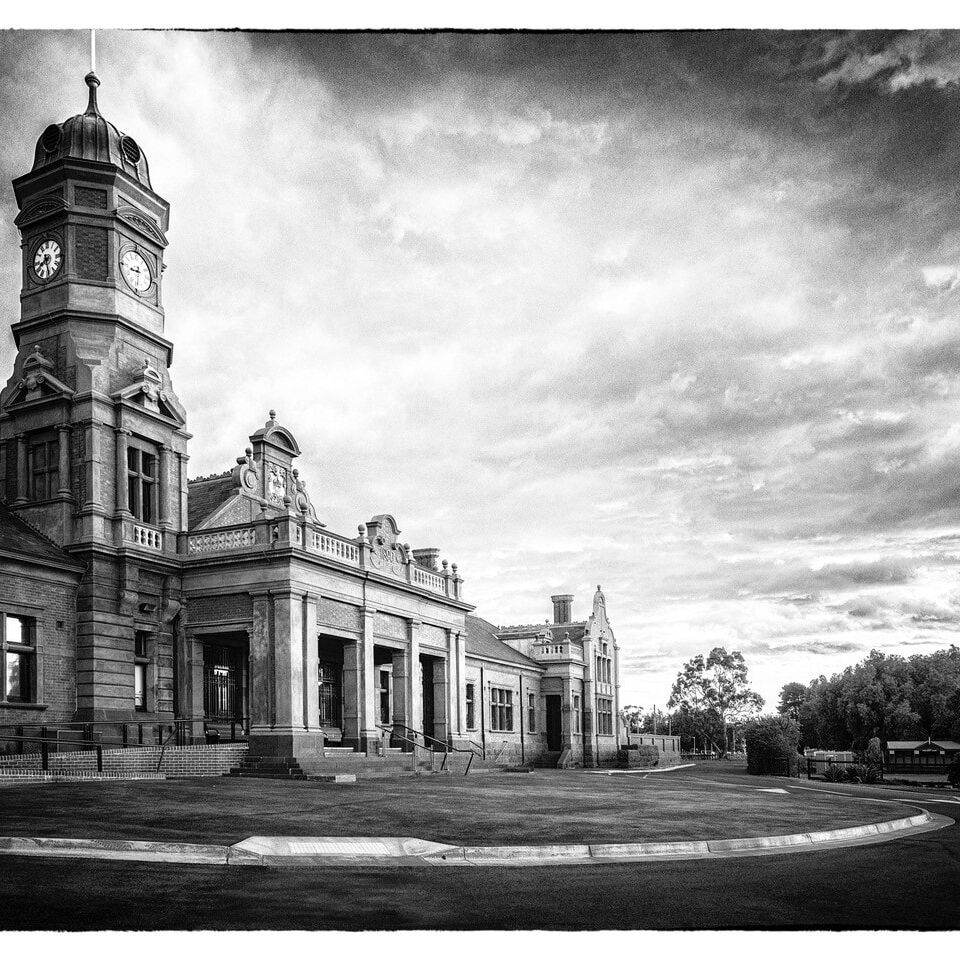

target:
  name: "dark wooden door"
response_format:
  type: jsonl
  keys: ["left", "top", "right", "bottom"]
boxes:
{"left": 546, "top": 695, "right": 562, "bottom": 751}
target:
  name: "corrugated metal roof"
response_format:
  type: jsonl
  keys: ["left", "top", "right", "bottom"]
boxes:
{"left": 465, "top": 615, "right": 541, "bottom": 669}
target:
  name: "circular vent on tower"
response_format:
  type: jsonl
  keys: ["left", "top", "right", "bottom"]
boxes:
{"left": 41, "top": 125, "right": 62, "bottom": 153}
{"left": 120, "top": 135, "right": 141, "bottom": 164}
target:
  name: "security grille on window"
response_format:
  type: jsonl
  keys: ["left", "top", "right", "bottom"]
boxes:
{"left": 1, "top": 612, "right": 36, "bottom": 704}
{"left": 490, "top": 687, "right": 513, "bottom": 732}
{"left": 465, "top": 683, "right": 476, "bottom": 730}
{"left": 134, "top": 631, "right": 149, "bottom": 711}
{"left": 527, "top": 692, "right": 536, "bottom": 733}
{"left": 573, "top": 694, "right": 581, "bottom": 734}
{"left": 29, "top": 435, "right": 59, "bottom": 501}
{"left": 127, "top": 445, "right": 158, "bottom": 523}
{"left": 598, "top": 698, "right": 613, "bottom": 735}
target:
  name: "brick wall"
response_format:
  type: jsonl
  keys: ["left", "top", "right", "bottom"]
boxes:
{"left": 0, "top": 742, "right": 248, "bottom": 777}
{"left": 189, "top": 594, "right": 253, "bottom": 624}
{"left": 373, "top": 611, "right": 405, "bottom": 640}
{"left": 1, "top": 567, "right": 78, "bottom": 725}
{"left": 319, "top": 598, "right": 361, "bottom": 632}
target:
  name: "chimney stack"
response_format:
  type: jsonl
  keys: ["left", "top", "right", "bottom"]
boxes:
{"left": 413, "top": 547, "right": 441, "bottom": 571}
{"left": 551, "top": 594, "right": 574, "bottom": 624}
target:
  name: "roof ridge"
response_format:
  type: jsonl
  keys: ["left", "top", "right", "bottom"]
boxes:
{"left": 188, "top": 470, "right": 232, "bottom": 483}
{"left": 0, "top": 497, "right": 79, "bottom": 565}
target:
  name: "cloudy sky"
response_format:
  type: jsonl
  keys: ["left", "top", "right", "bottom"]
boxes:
{"left": 4, "top": 28, "right": 960, "bottom": 710}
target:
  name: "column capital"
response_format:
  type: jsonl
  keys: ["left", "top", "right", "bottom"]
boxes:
{"left": 114, "top": 427, "right": 132, "bottom": 437}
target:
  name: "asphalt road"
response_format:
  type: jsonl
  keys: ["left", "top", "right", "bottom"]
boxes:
{"left": 1, "top": 767, "right": 957, "bottom": 930}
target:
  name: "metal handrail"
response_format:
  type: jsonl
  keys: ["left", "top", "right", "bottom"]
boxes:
{"left": 376, "top": 723, "right": 474, "bottom": 776}
{"left": 374, "top": 724, "right": 433, "bottom": 773}
{"left": 0, "top": 734, "right": 103, "bottom": 773}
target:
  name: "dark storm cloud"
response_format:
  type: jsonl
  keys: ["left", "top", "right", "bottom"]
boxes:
{"left": 3, "top": 29, "right": 960, "bottom": 710}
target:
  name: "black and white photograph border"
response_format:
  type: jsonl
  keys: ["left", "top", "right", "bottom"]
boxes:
{"left": 1, "top": 0, "right": 960, "bottom": 952}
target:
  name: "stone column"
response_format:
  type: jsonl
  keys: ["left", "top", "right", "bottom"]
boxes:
{"left": 342, "top": 639, "right": 361, "bottom": 748}
{"left": 582, "top": 638, "right": 597, "bottom": 767}
{"left": 114, "top": 428, "right": 130, "bottom": 515}
{"left": 14, "top": 434, "right": 27, "bottom": 504}
{"left": 391, "top": 646, "right": 411, "bottom": 744}
{"left": 187, "top": 632, "right": 205, "bottom": 740}
{"left": 358, "top": 609, "right": 378, "bottom": 752}
{"left": 271, "top": 592, "right": 304, "bottom": 734}
{"left": 177, "top": 452, "right": 189, "bottom": 533}
{"left": 446, "top": 629, "right": 460, "bottom": 740}
{"left": 57, "top": 425, "right": 72, "bottom": 497}
{"left": 432, "top": 654, "right": 449, "bottom": 744}
{"left": 158, "top": 443, "right": 171, "bottom": 528}
{"left": 455, "top": 630, "right": 467, "bottom": 741}
{"left": 301, "top": 594, "right": 320, "bottom": 733}
{"left": 81, "top": 420, "right": 101, "bottom": 510}
{"left": 408, "top": 620, "right": 422, "bottom": 734}
{"left": 248, "top": 594, "right": 273, "bottom": 735}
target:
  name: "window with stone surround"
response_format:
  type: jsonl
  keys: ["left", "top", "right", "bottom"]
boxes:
{"left": 1, "top": 613, "right": 36, "bottom": 704}
{"left": 573, "top": 694, "right": 581, "bottom": 734}
{"left": 527, "top": 692, "right": 536, "bottom": 733}
{"left": 598, "top": 698, "right": 613, "bottom": 736}
{"left": 465, "top": 683, "right": 476, "bottom": 730}
{"left": 127, "top": 443, "right": 158, "bottom": 523}
{"left": 28, "top": 433, "right": 59, "bottom": 501}
{"left": 134, "top": 631, "right": 149, "bottom": 712}
{"left": 490, "top": 687, "right": 513, "bottom": 732}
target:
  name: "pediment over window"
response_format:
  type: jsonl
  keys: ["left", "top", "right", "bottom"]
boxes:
{"left": 14, "top": 194, "right": 69, "bottom": 229}
{"left": 115, "top": 205, "right": 168, "bottom": 247}
{"left": 2, "top": 345, "right": 74, "bottom": 410}
{"left": 112, "top": 359, "right": 185, "bottom": 424}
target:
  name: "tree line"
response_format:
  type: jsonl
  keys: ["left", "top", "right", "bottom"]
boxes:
{"left": 777, "top": 646, "right": 960, "bottom": 750}
{"left": 622, "top": 646, "right": 765, "bottom": 755}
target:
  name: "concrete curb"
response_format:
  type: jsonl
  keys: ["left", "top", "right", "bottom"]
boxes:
{"left": 0, "top": 810, "right": 946, "bottom": 867}
{"left": 602, "top": 763, "right": 696, "bottom": 776}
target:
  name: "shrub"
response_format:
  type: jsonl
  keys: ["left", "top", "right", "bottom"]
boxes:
{"left": 745, "top": 715, "right": 800, "bottom": 776}
{"left": 863, "top": 765, "right": 883, "bottom": 784}
{"left": 845, "top": 763, "right": 869, "bottom": 783}
{"left": 822, "top": 764, "right": 847, "bottom": 782}
{"left": 865, "top": 737, "right": 883, "bottom": 767}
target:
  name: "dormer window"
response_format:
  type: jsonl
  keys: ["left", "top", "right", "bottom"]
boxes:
{"left": 28, "top": 433, "right": 59, "bottom": 501}
{"left": 127, "top": 443, "right": 157, "bottom": 523}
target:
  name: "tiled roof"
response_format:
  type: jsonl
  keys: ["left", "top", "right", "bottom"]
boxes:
{"left": 465, "top": 615, "right": 541, "bottom": 669}
{"left": 549, "top": 624, "right": 586, "bottom": 643}
{"left": 0, "top": 500, "right": 83, "bottom": 570}
{"left": 187, "top": 473, "right": 235, "bottom": 529}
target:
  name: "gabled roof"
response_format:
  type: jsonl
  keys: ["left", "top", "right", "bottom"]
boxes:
{"left": 187, "top": 472, "right": 234, "bottom": 529}
{"left": 466, "top": 615, "right": 541, "bottom": 669}
{"left": 0, "top": 500, "right": 83, "bottom": 571}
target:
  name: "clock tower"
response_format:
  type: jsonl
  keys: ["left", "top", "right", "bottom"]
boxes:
{"left": 0, "top": 71, "right": 190, "bottom": 722}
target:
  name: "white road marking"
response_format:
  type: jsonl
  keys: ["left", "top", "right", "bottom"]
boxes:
{"left": 757, "top": 788, "right": 789, "bottom": 794}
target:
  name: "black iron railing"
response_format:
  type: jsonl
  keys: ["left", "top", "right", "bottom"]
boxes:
{"left": 0, "top": 716, "right": 250, "bottom": 774}
{"left": 375, "top": 723, "right": 477, "bottom": 775}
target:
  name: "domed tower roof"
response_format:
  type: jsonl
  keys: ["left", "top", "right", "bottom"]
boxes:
{"left": 30, "top": 72, "right": 152, "bottom": 189}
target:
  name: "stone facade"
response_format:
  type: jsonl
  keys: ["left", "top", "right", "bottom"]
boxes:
{"left": 0, "top": 70, "right": 623, "bottom": 769}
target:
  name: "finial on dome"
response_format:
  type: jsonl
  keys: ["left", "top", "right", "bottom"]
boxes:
{"left": 84, "top": 71, "right": 101, "bottom": 117}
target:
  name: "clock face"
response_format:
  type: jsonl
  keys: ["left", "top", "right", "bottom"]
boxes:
{"left": 33, "top": 239, "right": 62, "bottom": 280}
{"left": 120, "top": 250, "right": 152, "bottom": 293}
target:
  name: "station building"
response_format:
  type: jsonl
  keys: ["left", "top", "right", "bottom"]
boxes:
{"left": 0, "top": 71, "right": 623, "bottom": 772}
